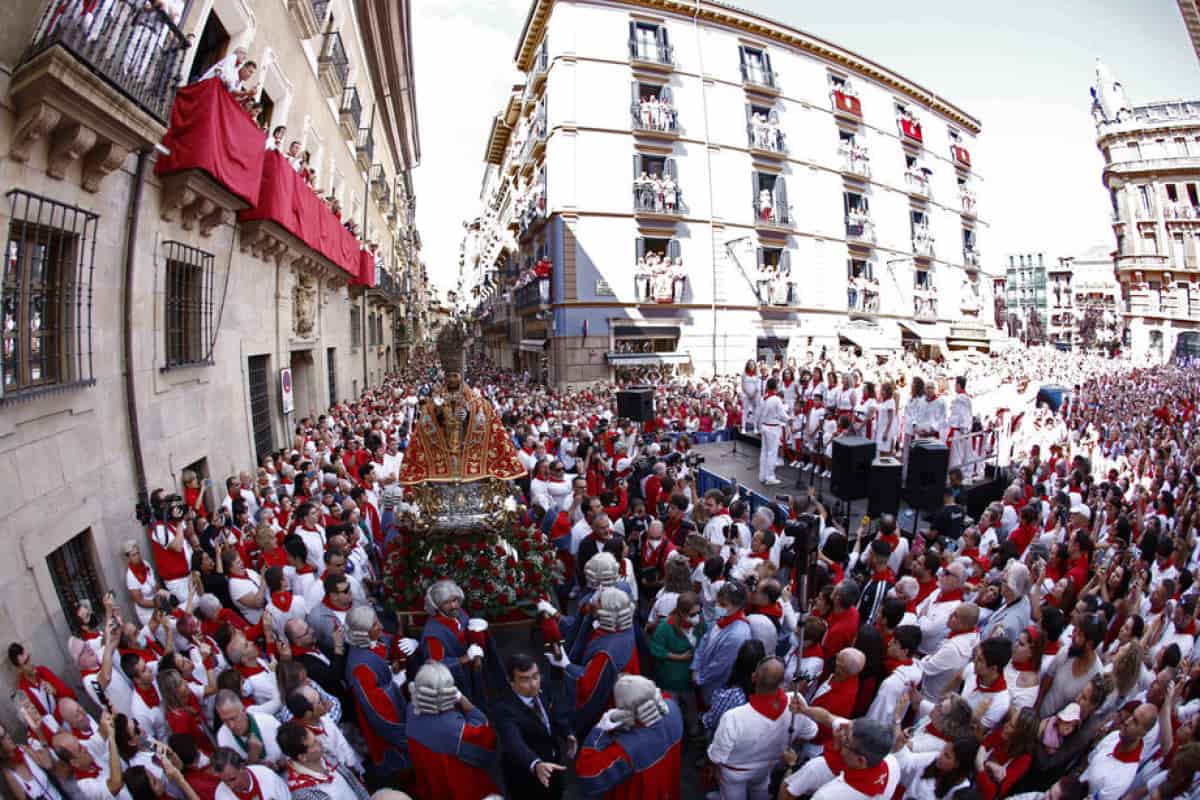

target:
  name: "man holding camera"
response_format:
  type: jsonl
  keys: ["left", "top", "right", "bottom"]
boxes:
{"left": 149, "top": 491, "right": 195, "bottom": 604}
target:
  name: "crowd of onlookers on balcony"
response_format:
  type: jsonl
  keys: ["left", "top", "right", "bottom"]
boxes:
{"left": 913, "top": 221, "right": 935, "bottom": 253}
{"left": 847, "top": 271, "right": 881, "bottom": 312}
{"left": 636, "top": 94, "right": 677, "bottom": 133}
{"left": 838, "top": 140, "right": 870, "bottom": 174}
{"left": 634, "top": 170, "right": 681, "bottom": 214}
{"left": 748, "top": 111, "right": 783, "bottom": 151}
{"left": 756, "top": 261, "right": 794, "bottom": 306}
{"left": 634, "top": 250, "right": 686, "bottom": 303}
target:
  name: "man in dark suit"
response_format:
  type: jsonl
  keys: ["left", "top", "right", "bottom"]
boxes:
{"left": 283, "top": 617, "right": 348, "bottom": 705}
{"left": 494, "top": 652, "right": 575, "bottom": 799}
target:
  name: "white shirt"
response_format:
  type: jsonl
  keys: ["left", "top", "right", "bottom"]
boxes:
{"left": 960, "top": 663, "right": 1012, "bottom": 732}
{"left": 229, "top": 570, "right": 265, "bottom": 625}
{"left": 919, "top": 630, "right": 978, "bottom": 701}
{"left": 266, "top": 593, "right": 310, "bottom": 636}
{"left": 239, "top": 660, "right": 281, "bottom": 716}
{"left": 295, "top": 526, "right": 327, "bottom": 571}
{"left": 865, "top": 662, "right": 922, "bottom": 726}
{"left": 708, "top": 699, "right": 814, "bottom": 775}
{"left": 309, "top": 717, "right": 362, "bottom": 772}
{"left": 129, "top": 686, "right": 167, "bottom": 743}
{"left": 947, "top": 392, "right": 972, "bottom": 432}
{"left": 784, "top": 749, "right": 902, "bottom": 800}
{"left": 213, "top": 766, "right": 290, "bottom": 800}
{"left": 915, "top": 592, "right": 960, "bottom": 654}
{"left": 217, "top": 713, "right": 283, "bottom": 764}
{"left": 759, "top": 394, "right": 788, "bottom": 428}
{"left": 125, "top": 566, "right": 158, "bottom": 626}
{"left": 1079, "top": 731, "right": 1141, "bottom": 800}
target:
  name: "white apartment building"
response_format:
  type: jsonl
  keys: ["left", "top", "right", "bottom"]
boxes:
{"left": 1093, "top": 60, "right": 1200, "bottom": 362}
{"left": 462, "top": 0, "right": 993, "bottom": 384}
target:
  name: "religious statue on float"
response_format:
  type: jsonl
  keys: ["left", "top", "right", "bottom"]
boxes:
{"left": 383, "top": 322, "right": 563, "bottom": 625}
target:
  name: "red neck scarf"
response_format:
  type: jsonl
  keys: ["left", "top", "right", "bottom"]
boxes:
{"left": 925, "top": 722, "right": 950, "bottom": 742}
{"left": 294, "top": 564, "right": 315, "bottom": 576}
{"left": 872, "top": 567, "right": 896, "bottom": 584}
{"left": 1178, "top": 619, "right": 1198, "bottom": 636}
{"left": 128, "top": 561, "right": 150, "bottom": 584}
{"left": 935, "top": 588, "right": 964, "bottom": 604}
{"left": 748, "top": 688, "right": 788, "bottom": 721}
{"left": 976, "top": 673, "right": 1007, "bottom": 693}
{"left": 135, "top": 684, "right": 160, "bottom": 709}
{"left": 1112, "top": 739, "right": 1143, "bottom": 764}
{"left": 236, "top": 661, "right": 266, "bottom": 679}
{"left": 73, "top": 760, "right": 102, "bottom": 781}
{"left": 948, "top": 628, "right": 974, "bottom": 640}
{"left": 286, "top": 760, "right": 336, "bottom": 791}
{"left": 748, "top": 602, "right": 782, "bottom": 619}
{"left": 321, "top": 596, "right": 348, "bottom": 613}
{"left": 801, "top": 643, "right": 823, "bottom": 660}
{"left": 1011, "top": 658, "right": 1037, "bottom": 673}
{"left": 231, "top": 769, "right": 263, "bottom": 800}
{"left": 271, "top": 591, "right": 293, "bottom": 612}
{"left": 716, "top": 609, "right": 748, "bottom": 629}
{"left": 1043, "top": 640, "right": 1061, "bottom": 656}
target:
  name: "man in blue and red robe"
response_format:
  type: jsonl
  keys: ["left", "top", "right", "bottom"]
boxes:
{"left": 576, "top": 674, "right": 683, "bottom": 800}
{"left": 342, "top": 607, "right": 410, "bottom": 787}
{"left": 404, "top": 661, "right": 499, "bottom": 800}
{"left": 549, "top": 586, "right": 642, "bottom": 739}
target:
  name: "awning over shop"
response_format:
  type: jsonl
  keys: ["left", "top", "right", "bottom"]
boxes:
{"left": 898, "top": 320, "right": 949, "bottom": 355}
{"left": 836, "top": 321, "right": 898, "bottom": 352}
{"left": 612, "top": 325, "right": 681, "bottom": 339}
{"left": 518, "top": 338, "right": 548, "bottom": 352}
{"left": 606, "top": 352, "right": 690, "bottom": 366}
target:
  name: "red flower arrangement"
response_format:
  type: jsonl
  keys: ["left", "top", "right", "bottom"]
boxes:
{"left": 381, "top": 519, "right": 563, "bottom": 620}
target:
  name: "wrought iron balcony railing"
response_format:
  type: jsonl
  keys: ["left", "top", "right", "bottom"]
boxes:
{"left": 319, "top": 31, "right": 349, "bottom": 86}
{"left": 340, "top": 86, "right": 362, "bottom": 129}
{"left": 629, "top": 39, "right": 673, "bottom": 66}
{"left": 23, "top": 0, "right": 189, "bottom": 123}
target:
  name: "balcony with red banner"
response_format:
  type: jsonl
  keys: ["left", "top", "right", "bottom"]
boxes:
{"left": 952, "top": 145, "right": 972, "bottom": 169}
{"left": 898, "top": 113, "right": 923, "bottom": 145}
{"left": 237, "top": 151, "right": 362, "bottom": 286}
{"left": 155, "top": 78, "right": 266, "bottom": 236}
{"left": 832, "top": 90, "right": 861, "bottom": 119}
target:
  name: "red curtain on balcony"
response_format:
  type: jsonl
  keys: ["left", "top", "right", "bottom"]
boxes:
{"left": 833, "top": 91, "right": 861, "bottom": 117}
{"left": 357, "top": 249, "right": 376, "bottom": 287}
{"left": 238, "top": 152, "right": 361, "bottom": 278}
{"left": 155, "top": 78, "right": 266, "bottom": 207}
{"left": 900, "top": 119, "right": 923, "bottom": 143}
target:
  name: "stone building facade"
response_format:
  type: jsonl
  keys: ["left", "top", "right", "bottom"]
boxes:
{"left": 1092, "top": 60, "right": 1200, "bottom": 362}
{"left": 0, "top": 0, "right": 420, "bottom": 716}
{"left": 459, "top": 0, "right": 996, "bottom": 385}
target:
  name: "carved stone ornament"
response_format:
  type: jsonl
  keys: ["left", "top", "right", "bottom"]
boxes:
{"left": 293, "top": 272, "right": 318, "bottom": 338}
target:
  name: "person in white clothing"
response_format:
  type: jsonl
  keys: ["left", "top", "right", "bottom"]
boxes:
{"left": 214, "top": 691, "right": 284, "bottom": 768}
{"left": 50, "top": 727, "right": 131, "bottom": 800}
{"left": 121, "top": 653, "right": 167, "bottom": 743}
{"left": 781, "top": 704, "right": 900, "bottom": 800}
{"left": 1077, "top": 704, "right": 1157, "bottom": 800}
{"left": 224, "top": 553, "right": 267, "bottom": 626}
{"left": 946, "top": 376, "right": 974, "bottom": 474}
{"left": 874, "top": 382, "right": 899, "bottom": 456}
{"left": 914, "top": 561, "right": 967, "bottom": 655}
{"left": 865, "top": 625, "right": 923, "bottom": 725}
{"left": 758, "top": 377, "right": 788, "bottom": 485}
{"left": 226, "top": 637, "right": 281, "bottom": 716}
{"left": 917, "top": 602, "right": 979, "bottom": 702}
{"left": 122, "top": 542, "right": 160, "bottom": 627}
{"left": 294, "top": 505, "right": 328, "bottom": 571}
{"left": 741, "top": 362, "right": 762, "bottom": 433}
{"left": 212, "top": 747, "right": 291, "bottom": 800}
{"left": 708, "top": 656, "right": 814, "bottom": 800}
{"left": 284, "top": 685, "right": 363, "bottom": 773}
{"left": 957, "top": 637, "right": 1013, "bottom": 734}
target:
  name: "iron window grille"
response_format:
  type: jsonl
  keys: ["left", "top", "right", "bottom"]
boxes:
{"left": 23, "top": 0, "right": 189, "bottom": 124}
{"left": 319, "top": 31, "right": 349, "bottom": 87}
{"left": 340, "top": 86, "right": 362, "bottom": 129}
{"left": 3, "top": 190, "right": 98, "bottom": 402}
{"left": 162, "top": 241, "right": 215, "bottom": 369}
{"left": 350, "top": 305, "right": 362, "bottom": 348}
{"left": 247, "top": 355, "right": 273, "bottom": 464}
{"left": 326, "top": 347, "right": 337, "bottom": 407}
{"left": 311, "top": 0, "right": 331, "bottom": 27}
{"left": 356, "top": 127, "right": 375, "bottom": 164}
{"left": 47, "top": 530, "right": 104, "bottom": 635}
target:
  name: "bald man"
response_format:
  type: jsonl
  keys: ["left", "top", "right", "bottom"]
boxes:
{"left": 51, "top": 729, "right": 124, "bottom": 800}
{"left": 55, "top": 697, "right": 106, "bottom": 764}
{"left": 805, "top": 648, "right": 865, "bottom": 755}
{"left": 708, "top": 656, "right": 812, "bottom": 799}
{"left": 914, "top": 561, "right": 967, "bottom": 654}
{"left": 1079, "top": 703, "right": 1157, "bottom": 800}
{"left": 918, "top": 602, "right": 980, "bottom": 702}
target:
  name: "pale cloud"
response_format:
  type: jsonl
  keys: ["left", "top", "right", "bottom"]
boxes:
{"left": 410, "top": 1, "right": 526, "bottom": 297}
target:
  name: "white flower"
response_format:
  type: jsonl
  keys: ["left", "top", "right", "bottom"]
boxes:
{"left": 503, "top": 496, "right": 518, "bottom": 513}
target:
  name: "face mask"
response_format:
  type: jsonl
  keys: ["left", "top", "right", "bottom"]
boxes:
{"left": 688, "top": 614, "right": 700, "bottom": 626}
{"left": 714, "top": 606, "right": 731, "bottom": 619}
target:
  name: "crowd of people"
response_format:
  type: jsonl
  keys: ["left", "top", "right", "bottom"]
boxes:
{"left": 633, "top": 169, "right": 681, "bottom": 214}
{"left": 5, "top": 341, "right": 1200, "bottom": 800}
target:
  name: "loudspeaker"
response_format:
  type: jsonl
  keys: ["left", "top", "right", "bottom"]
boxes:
{"left": 616, "top": 387, "right": 654, "bottom": 422}
{"left": 905, "top": 440, "right": 950, "bottom": 512}
{"left": 868, "top": 457, "right": 903, "bottom": 517}
{"left": 831, "top": 436, "right": 876, "bottom": 501}
{"left": 964, "top": 475, "right": 1006, "bottom": 520}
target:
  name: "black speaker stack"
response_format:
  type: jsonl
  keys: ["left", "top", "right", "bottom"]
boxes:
{"left": 616, "top": 387, "right": 654, "bottom": 422}
{"left": 868, "top": 457, "right": 903, "bottom": 517}
{"left": 831, "top": 436, "right": 875, "bottom": 501}
{"left": 904, "top": 440, "right": 950, "bottom": 512}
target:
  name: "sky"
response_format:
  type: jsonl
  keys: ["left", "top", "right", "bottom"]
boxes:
{"left": 409, "top": 0, "right": 1200, "bottom": 295}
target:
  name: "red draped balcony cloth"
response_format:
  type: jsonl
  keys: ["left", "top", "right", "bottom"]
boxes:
{"left": 356, "top": 249, "right": 376, "bottom": 288}
{"left": 238, "top": 151, "right": 361, "bottom": 278}
{"left": 155, "top": 78, "right": 266, "bottom": 206}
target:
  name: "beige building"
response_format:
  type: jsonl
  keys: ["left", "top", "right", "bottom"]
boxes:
{"left": 1092, "top": 60, "right": 1200, "bottom": 362}
{"left": 460, "top": 0, "right": 994, "bottom": 385}
{"left": 0, "top": 0, "right": 419, "bottom": 714}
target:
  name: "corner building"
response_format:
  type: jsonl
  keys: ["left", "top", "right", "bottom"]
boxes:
{"left": 1092, "top": 61, "right": 1200, "bottom": 362}
{"left": 464, "top": 0, "right": 994, "bottom": 384}
{"left": 0, "top": 0, "right": 420, "bottom": 713}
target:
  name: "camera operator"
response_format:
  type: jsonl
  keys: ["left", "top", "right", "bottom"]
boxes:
{"left": 147, "top": 489, "right": 195, "bottom": 604}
